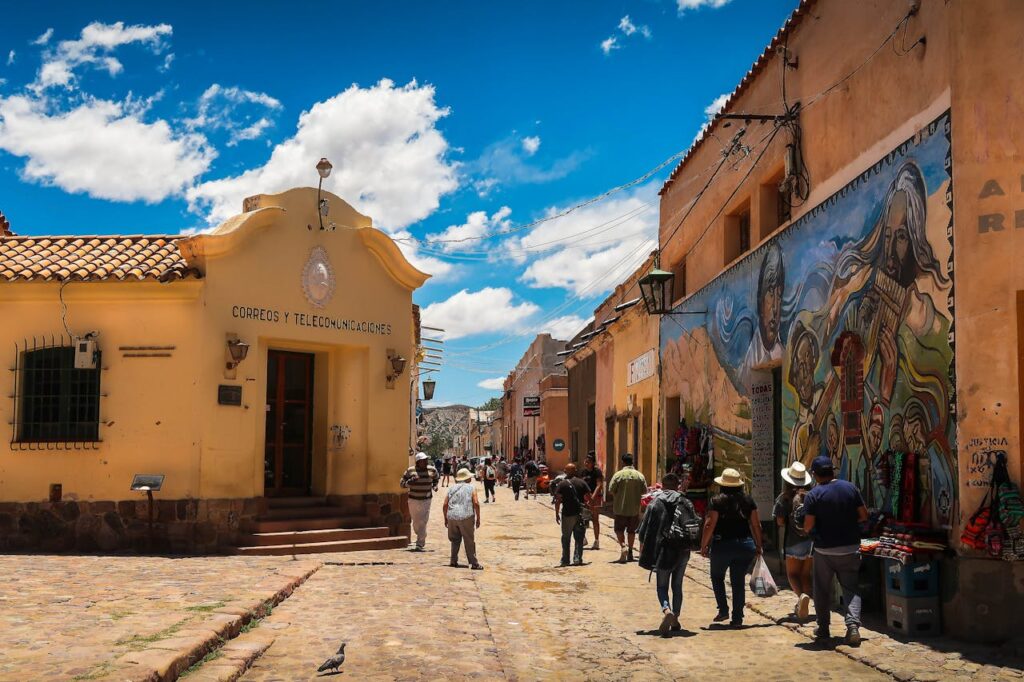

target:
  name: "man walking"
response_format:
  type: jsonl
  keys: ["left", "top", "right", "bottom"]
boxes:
{"left": 444, "top": 468, "right": 483, "bottom": 570}
{"left": 581, "top": 452, "right": 604, "bottom": 550}
{"left": 483, "top": 457, "right": 497, "bottom": 503}
{"left": 608, "top": 453, "right": 648, "bottom": 563}
{"left": 400, "top": 452, "right": 439, "bottom": 551}
{"left": 509, "top": 458, "right": 525, "bottom": 501}
{"left": 524, "top": 458, "right": 540, "bottom": 499}
{"left": 638, "top": 472, "right": 695, "bottom": 636}
{"left": 553, "top": 463, "right": 591, "bottom": 567}
{"left": 801, "top": 455, "right": 869, "bottom": 646}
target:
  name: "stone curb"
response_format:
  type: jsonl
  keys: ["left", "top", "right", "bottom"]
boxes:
{"left": 178, "top": 634, "right": 277, "bottom": 682}
{"left": 110, "top": 561, "right": 322, "bottom": 682}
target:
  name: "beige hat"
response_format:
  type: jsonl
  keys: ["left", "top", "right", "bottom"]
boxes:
{"left": 781, "top": 461, "right": 811, "bottom": 487}
{"left": 455, "top": 468, "right": 473, "bottom": 482}
{"left": 714, "top": 468, "right": 745, "bottom": 488}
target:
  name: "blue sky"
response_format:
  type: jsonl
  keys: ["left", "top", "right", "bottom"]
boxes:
{"left": 0, "top": 0, "right": 797, "bottom": 406}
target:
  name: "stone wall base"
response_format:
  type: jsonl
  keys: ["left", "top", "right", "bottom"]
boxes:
{"left": 942, "top": 556, "right": 1024, "bottom": 643}
{"left": 0, "top": 498, "right": 261, "bottom": 554}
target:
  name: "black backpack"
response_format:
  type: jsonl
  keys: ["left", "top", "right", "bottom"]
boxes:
{"left": 662, "top": 496, "right": 702, "bottom": 550}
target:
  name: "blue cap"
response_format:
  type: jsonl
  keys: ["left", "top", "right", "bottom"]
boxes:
{"left": 811, "top": 456, "right": 834, "bottom": 474}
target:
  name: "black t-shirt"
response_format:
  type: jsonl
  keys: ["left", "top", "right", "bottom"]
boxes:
{"left": 710, "top": 490, "right": 757, "bottom": 540}
{"left": 581, "top": 466, "right": 604, "bottom": 495}
{"left": 525, "top": 461, "right": 540, "bottom": 476}
{"left": 556, "top": 477, "right": 591, "bottom": 517}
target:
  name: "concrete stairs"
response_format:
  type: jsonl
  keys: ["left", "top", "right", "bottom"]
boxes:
{"left": 235, "top": 496, "right": 408, "bottom": 555}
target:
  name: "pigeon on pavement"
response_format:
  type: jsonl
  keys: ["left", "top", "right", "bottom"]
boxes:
{"left": 317, "top": 643, "right": 346, "bottom": 674}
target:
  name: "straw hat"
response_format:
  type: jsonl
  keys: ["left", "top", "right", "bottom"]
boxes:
{"left": 455, "top": 468, "right": 473, "bottom": 482}
{"left": 714, "top": 468, "right": 745, "bottom": 488}
{"left": 781, "top": 461, "right": 811, "bottom": 487}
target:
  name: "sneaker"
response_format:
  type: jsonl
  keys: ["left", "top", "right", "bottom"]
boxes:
{"left": 671, "top": 615, "right": 682, "bottom": 631}
{"left": 729, "top": 618, "right": 743, "bottom": 628}
{"left": 713, "top": 611, "right": 729, "bottom": 623}
{"left": 560, "top": 561, "right": 570, "bottom": 567}
{"left": 618, "top": 548, "right": 628, "bottom": 563}
{"left": 658, "top": 609, "right": 675, "bottom": 637}
{"left": 798, "top": 594, "right": 811, "bottom": 619}
{"left": 814, "top": 626, "right": 831, "bottom": 642}
{"left": 845, "top": 625, "right": 861, "bottom": 647}
{"left": 449, "top": 561, "right": 461, "bottom": 568}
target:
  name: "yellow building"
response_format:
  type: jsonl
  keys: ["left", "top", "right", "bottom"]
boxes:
{"left": 0, "top": 187, "right": 427, "bottom": 555}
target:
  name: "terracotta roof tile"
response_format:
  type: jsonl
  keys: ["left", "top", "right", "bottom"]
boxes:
{"left": 0, "top": 235, "right": 202, "bottom": 283}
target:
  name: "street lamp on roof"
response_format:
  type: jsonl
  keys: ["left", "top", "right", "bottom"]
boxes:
{"left": 315, "top": 157, "right": 333, "bottom": 231}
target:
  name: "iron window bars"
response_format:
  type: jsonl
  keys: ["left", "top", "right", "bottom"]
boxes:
{"left": 9, "top": 335, "right": 104, "bottom": 450}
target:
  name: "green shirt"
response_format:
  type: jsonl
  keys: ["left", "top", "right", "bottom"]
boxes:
{"left": 608, "top": 466, "right": 648, "bottom": 516}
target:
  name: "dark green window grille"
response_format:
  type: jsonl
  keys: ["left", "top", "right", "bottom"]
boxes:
{"left": 11, "top": 337, "right": 102, "bottom": 449}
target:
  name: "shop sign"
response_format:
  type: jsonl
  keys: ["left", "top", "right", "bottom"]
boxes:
{"left": 552, "top": 438, "right": 565, "bottom": 451}
{"left": 627, "top": 349, "right": 656, "bottom": 386}
{"left": 750, "top": 372, "right": 775, "bottom": 513}
{"left": 230, "top": 305, "right": 392, "bottom": 336}
{"left": 523, "top": 396, "right": 540, "bottom": 417}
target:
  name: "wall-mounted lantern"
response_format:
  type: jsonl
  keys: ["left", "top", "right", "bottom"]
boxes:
{"left": 226, "top": 337, "right": 250, "bottom": 370}
{"left": 386, "top": 348, "right": 407, "bottom": 389}
{"left": 315, "top": 157, "right": 333, "bottom": 231}
{"left": 638, "top": 266, "right": 674, "bottom": 315}
{"left": 422, "top": 379, "right": 436, "bottom": 400}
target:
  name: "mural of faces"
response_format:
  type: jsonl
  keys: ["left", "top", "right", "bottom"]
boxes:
{"left": 757, "top": 244, "right": 785, "bottom": 351}
{"left": 789, "top": 323, "right": 819, "bottom": 408}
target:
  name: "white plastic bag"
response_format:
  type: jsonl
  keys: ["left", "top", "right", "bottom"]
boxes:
{"left": 748, "top": 555, "right": 778, "bottom": 597}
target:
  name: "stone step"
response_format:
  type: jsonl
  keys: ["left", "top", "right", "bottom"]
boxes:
{"left": 237, "top": 526, "right": 390, "bottom": 547}
{"left": 235, "top": 535, "right": 409, "bottom": 556}
{"left": 258, "top": 506, "right": 352, "bottom": 520}
{"left": 266, "top": 496, "right": 328, "bottom": 509}
{"left": 245, "top": 516, "right": 373, "bottom": 534}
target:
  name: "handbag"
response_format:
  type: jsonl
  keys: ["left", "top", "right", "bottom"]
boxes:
{"left": 961, "top": 490, "right": 993, "bottom": 550}
{"left": 564, "top": 479, "right": 591, "bottom": 527}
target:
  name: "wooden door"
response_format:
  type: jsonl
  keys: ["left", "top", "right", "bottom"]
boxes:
{"left": 264, "top": 350, "right": 314, "bottom": 496}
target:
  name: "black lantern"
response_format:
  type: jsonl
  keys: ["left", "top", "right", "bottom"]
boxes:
{"left": 422, "top": 379, "right": 436, "bottom": 401}
{"left": 638, "top": 266, "right": 674, "bottom": 315}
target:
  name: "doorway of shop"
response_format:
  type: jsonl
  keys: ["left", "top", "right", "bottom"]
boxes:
{"left": 264, "top": 350, "right": 314, "bottom": 496}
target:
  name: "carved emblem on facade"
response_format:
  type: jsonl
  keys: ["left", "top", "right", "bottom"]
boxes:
{"left": 302, "top": 246, "right": 335, "bottom": 308}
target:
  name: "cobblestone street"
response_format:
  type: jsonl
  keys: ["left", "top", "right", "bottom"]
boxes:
{"left": 236, "top": 486, "right": 889, "bottom": 681}
{"left": 4, "top": 484, "right": 1024, "bottom": 681}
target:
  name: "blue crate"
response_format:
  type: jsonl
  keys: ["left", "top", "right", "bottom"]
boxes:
{"left": 884, "top": 559, "right": 939, "bottom": 597}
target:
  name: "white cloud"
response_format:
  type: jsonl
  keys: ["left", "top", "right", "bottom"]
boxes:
{"left": 618, "top": 16, "right": 652, "bottom": 39}
{"left": 600, "top": 36, "right": 620, "bottom": 55}
{"left": 31, "top": 28, "right": 54, "bottom": 46}
{"left": 692, "top": 92, "right": 730, "bottom": 145}
{"left": 32, "top": 21, "right": 172, "bottom": 92}
{"left": 159, "top": 53, "right": 174, "bottom": 72}
{"left": 187, "top": 78, "right": 458, "bottom": 230}
{"left": 393, "top": 230, "right": 458, "bottom": 281}
{"left": 508, "top": 183, "right": 659, "bottom": 295}
{"left": 6, "top": 51, "right": 14, "bottom": 66}
{"left": 536, "top": 314, "right": 590, "bottom": 340}
{"left": 185, "top": 83, "right": 282, "bottom": 146}
{"left": 521, "top": 135, "right": 540, "bottom": 156}
{"left": 421, "top": 287, "right": 540, "bottom": 340}
{"left": 0, "top": 94, "right": 214, "bottom": 202}
{"left": 677, "top": 0, "right": 732, "bottom": 11}
{"left": 470, "top": 135, "right": 586, "bottom": 196}
{"left": 426, "top": 206, "right": 511, "bottom": 253}
{"left": 477, "top": 377, "right": 506, "bottom": 390}
{"left": 704, "top": 93, "right": 729, "bottom": 118}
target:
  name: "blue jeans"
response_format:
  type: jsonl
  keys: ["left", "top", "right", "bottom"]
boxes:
{"left": 655, "top": 551, "right": 691, "bottom": 615}
{"left": 561, "top": 515, "right": 586, "bottom": 564}
{"left": 709, "top": 537, "right": 756, "bottom": 622}
{"left": 813, "top": 550, "right": 862, "bottom": 631}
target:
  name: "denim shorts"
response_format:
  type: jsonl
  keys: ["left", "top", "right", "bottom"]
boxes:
{"left": 785, "top": 538, "right": 814, "bottom": 560}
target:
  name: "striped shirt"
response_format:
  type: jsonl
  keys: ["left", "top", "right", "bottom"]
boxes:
{"left": 401, "top": 465, "right": 438, "bottom": 500}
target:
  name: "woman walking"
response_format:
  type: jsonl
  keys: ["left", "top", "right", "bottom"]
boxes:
{"left": 774, "top": 461, "right": 814, "bottom": 619}
{"left": 700, "top": 468, "right": 763, "bottom": 627}
{"left": 638, "top": 472, "right": 696, "bottom": 636}
{"left": 444, "top": 468, "right": 483, "bottom": 570}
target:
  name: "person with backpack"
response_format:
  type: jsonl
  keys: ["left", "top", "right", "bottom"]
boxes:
{"left": 524, "top": 458, "right": 541, "bottom": 499}
{"left": 699, "top": 468, "right": 763, "bottom": 627}
{"left": 509, "top": 458, "right": 525, "bottom": 501}
{"left": 482, "top": 457, "right": 498, "bottom": 503}
{"left": 773, "top": 461, "right": 814, "bottom": 619}
{"left": 638, "top": 472, "right": 700, "bottom": 636}
{"left": 553, "top": 463, "right": 591, "bottom": 566}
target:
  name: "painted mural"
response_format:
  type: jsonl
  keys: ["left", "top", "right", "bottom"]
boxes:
{"left": 661, "top": 111, "right": 956, "bottom": 528}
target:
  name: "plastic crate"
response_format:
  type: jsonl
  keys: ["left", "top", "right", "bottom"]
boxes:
{"left": 885, "top": 594, "right": 941, "bottom": 637}
{"left": 884, "top": 559, "right": 939, "bottom": 597}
